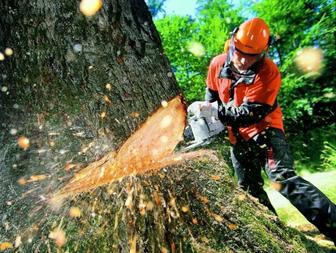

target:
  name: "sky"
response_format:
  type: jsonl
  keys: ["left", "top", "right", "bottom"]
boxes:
{"left": 161, "top": 0, "right": 252, "bottom": 18}
{"left": 163, "top": 0, "right": 197, "bottom": 17}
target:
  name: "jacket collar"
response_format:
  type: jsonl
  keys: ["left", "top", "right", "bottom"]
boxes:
{"left": 218, "top": 54, "right": 264, "bottom": 85}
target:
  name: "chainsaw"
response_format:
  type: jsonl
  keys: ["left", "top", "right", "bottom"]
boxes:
{"left": 182, "top": 101, "right": 225, "bottom": 151}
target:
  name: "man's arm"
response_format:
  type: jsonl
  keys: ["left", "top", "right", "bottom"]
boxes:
{"left": 205, "top": 87, "right": 220, "bottom": 103}
{"left": 218, "top": 100, "right": 277, "bottom": 127}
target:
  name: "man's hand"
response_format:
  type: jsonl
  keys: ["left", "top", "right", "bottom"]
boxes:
{"left": 218, "top": 101, "right": 229, "bottom": 123}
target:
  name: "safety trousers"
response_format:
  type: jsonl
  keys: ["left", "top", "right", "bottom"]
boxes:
{"left": 230, "top": 127, "right": 336, "bottom": 241}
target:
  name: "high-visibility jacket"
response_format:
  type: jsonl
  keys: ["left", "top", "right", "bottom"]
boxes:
{"left": 206, "top": 53, "right": 284, "bottom": 144}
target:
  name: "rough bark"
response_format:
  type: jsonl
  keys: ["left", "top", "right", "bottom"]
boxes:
{"left": 0, "top": 0, "right": 180, "bottom": 250}
{"left": 0, "top": 0, "right": 179, "bottom": 144}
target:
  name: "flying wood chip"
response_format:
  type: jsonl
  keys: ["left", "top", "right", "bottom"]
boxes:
{"left": 48, "top": 228, "right": 66, "bottom": 248}
{"left": 27, "top": 175, "right": 47, "bottom": 183}
{"left": 52, "top": 96, "right": 215, "bottom": 200}
{"left": 228, "top": 223, "right": 238, "bottom": 230}
{"left": 17, "top": 136, "right": 30, "bottom": 150}
{"left": 0, "top": 242, "right": 13, "bottom": 250}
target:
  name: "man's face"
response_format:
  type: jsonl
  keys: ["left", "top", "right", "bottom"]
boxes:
{"left": 231, "top": 48, "right": 260, "bottom": 72}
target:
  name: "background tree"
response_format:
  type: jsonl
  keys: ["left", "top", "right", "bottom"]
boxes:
{"left": 252, "top": 0, "right": 336, "bottom": 172}
{"left": 155, "top": 0, "right": 243, "bottom": 101}
{"left": 145, "top": 0, "right": 166, "bottom": 18}
{"left": 253, "top": 0, "right": 336, "bottom": 128}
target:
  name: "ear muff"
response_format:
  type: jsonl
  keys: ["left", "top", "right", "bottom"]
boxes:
{"left": 223, "top": 39, "right": 230, "bottom": 53}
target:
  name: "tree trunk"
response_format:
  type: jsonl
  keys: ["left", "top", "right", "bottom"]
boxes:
{"left": 0, "top": 0, "right": 180, "bottom": 250}
{"left": 0, "top": 1, "right": 326, "bottom": 252}
{"left": 0, "top": 0, "right": 179, "bottom": 144}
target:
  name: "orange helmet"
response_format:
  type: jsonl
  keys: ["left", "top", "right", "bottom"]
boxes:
{"left": 233, "top": 18, "right": 270, "bottom": 55}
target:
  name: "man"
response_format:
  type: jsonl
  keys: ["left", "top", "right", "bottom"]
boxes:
{"left": 205, "top": 17, "right": 336, "bottom": 242}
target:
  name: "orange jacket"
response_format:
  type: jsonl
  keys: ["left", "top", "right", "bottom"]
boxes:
{"left": 206, "top": 53, "right": 284, "bottom": 144}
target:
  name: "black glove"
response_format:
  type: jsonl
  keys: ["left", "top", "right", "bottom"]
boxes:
{"left": 218, "top": 101, "right": 235, "bottom": 125}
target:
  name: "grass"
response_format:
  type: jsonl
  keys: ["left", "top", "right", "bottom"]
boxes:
{"left": 287, "top": 124, "right": 336, "bottom": 173}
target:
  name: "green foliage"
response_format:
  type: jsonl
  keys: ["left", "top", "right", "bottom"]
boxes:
{"left": 145, "top": 0, "right": 166, "bottom": 18}
{"left": 321, "top": 141, "right": 336, "bottom": 171}
{"left": 155, "top": 0, "right": 243, "bottom": 102}
{"left": 155, "top": 15, "right": 203, "bottom": 101}
{"left": 155, "top": 0, "right": 335, "bottom": 129}
{"left": 287, "top": 124, "right": 336, "bottom": 173}
{"left": 252, "top": 0, "right": 336, "bottom": 127}
{"left": 196, "top": 0, "right": 244, "bottom": 55}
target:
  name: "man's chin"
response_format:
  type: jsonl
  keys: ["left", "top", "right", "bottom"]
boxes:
{"left": 236, "top": 67, "right": 248, "bottom": 73}
{"left": 233, "top": 63, "right": 246, "bottom": 71}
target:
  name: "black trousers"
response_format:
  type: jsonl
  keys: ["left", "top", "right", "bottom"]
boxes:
{"left": 230, "top": 128, "right": 336, "bottom": 240}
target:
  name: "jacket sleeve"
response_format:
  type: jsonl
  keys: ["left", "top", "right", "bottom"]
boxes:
{"left": 218, "top": 100, "right": 276, "bottom": 127}
{"left": 205, "top": 87, "right": 220, "bottom": 103}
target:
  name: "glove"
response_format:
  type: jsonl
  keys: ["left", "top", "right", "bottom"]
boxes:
{"left": 218, "top": 102, "right": 227, "bottom": 123}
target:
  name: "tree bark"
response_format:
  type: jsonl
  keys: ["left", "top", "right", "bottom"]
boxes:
{"left": 0, "top": 0, "right": 179, "bottom": 145}
{"left": 0, "top": 0, "right": 180, "bottom": 250}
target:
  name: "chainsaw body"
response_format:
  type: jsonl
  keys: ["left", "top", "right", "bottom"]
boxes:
{"left": 182, "top": 101, "right": 225, "bottom": 151}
